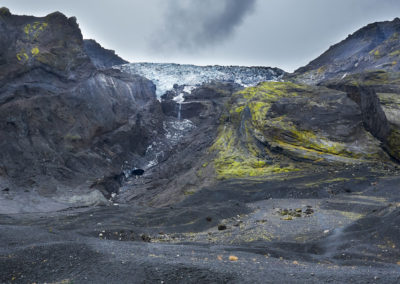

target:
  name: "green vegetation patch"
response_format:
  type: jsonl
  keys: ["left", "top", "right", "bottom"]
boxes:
{"left": 31, "top": 47, "right": 40, "bottom": 56}
{"left": 233, "top": 81, "right": 309, "bottom": 129}
{"left": 209, "top": 82, "right": 307, "bottom": 179}
{"left": 24, "top": 21, "right": 48, "bottom": 39}
{"left": 389, "top": 50, "right": 400, "bottom": 57}
{"left": 387, "top": 128, "right": 400, "bottom": 160}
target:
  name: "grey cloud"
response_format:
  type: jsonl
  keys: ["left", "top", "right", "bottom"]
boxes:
{"left": 151, "top": 0, "right": 257, "bottom": 53}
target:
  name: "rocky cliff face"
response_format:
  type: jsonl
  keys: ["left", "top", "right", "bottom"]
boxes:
{"left": 0, "top": 8, "right": 163, "bottom": 212}
{"left": 83, "top": 39, "right": 128, "bottom": 69}
{"left": 286, "top": 18, "right": 400, "bottom": 162}
{"left": 290, "top": 18, "right": 400, "bottom": 84}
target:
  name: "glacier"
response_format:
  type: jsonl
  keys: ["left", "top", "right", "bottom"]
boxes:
{"left": 117, "top": 62, "right": 285, "bottom": 98}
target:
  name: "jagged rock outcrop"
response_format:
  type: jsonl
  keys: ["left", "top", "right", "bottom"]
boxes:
{"left": 83, "top": 39, "right": 128, "bottom": 69}
{"left": 289, "top": 18, "right": 400, "bottom": 84}
{"left": 0, "top": 8, "right": 163, "bottom": 212}
{"left": 322, "top": 71, "right": 400, "bottom": 160}
{"left": 204, "top": 82, "right": 389, "bottom": 180}
{"left": 287, "top": 17, "right": 400, "bottom": 162}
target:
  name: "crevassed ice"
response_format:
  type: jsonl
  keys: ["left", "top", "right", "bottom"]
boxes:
{"left": 117, "top": 63, "right": 284, "bottom": 98}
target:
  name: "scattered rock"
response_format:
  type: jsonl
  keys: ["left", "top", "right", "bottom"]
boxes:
{"left": 218, "top": 224, "right": 227, "bottom": 231}
{"left": 206, "top": 216, "right": 212, "bottom": 222}
{"left": 141, "top": 234, "right": 151, "bottom": 242}
{"left": 279, "top": 207, "right": 313, "bottom": 219}
{"left": 304, "top": 208, "right": 314, "bottom": 215}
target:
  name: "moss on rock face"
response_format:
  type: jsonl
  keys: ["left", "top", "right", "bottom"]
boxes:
{"left": 233, "top": 81, "right": 307, "bottom": 129}
{"left": 209, "top": 82, "right": 310, "bottom": 179}
{"left": 210, "top": 124, "right": 297, "bottom": 179}
{"left": 24, "top": 22, "right": 48, "bottom": 39}
{"left": 208, "top": 80, "right": 387, "bottom": 179}
{"left": 31, "top": 47, "right": 39, "bottom": 56}
{"left": 389, "top": 50, "right": 400, "bottom": 57}
{"left": 387, "top": 128, "right": 400, "bottom": 159}
{"left": 16, "top": 50, "right": 29, "bottom": 62}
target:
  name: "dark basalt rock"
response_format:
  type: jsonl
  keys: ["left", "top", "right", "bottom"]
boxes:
{"left": 161, "top": 81, "right": 243, "bottom": 121}
{"left": 324, "top": 80, "right": 391, "bottom": 141}
{"left": 322, "top": 72, "right": 400, "bottom": 161}
{"left": 83, "top": 39, "right": 128, "bottom": 69}
{"left": 0, "top": 9, "right": 164, "bottom": 211}
{"left": 289, "top": 18, "right": 400, "bottom": 84}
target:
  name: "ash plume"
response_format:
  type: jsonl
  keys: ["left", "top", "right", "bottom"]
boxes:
{"left": 151, "top": 0, "right": 257, "bottom": 53}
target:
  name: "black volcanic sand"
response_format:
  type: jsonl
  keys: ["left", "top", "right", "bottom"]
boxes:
{"left": 1, "top": 165, "right": 400, "bottom": 283}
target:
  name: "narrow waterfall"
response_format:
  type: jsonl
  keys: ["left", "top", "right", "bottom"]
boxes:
{"left": 178, "top": 103, "right": 182, "bottom": 120}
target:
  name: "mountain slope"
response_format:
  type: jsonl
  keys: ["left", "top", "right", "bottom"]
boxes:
{"left": 290, "top": 18, "right": 400, "bottom": 84}
{"left": 84, "top": 39, "right": 128, "bottom": 69}
{"left": 0, "top": 8, "right": 163, "bottom": 212}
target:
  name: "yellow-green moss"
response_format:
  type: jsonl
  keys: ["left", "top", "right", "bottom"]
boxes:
{"left": 64, "top": 133, "right": 82, "bottom": 142}
{"left": 389, "top": 50, "right": 400, "bottom": 57}
{"left": 369, "top": 48, "right": 384, "bottom": 59}
{"left": 317, "top": 66, "right": 327, "bottom": 74}
{"left": 31, "top": 47, "right": 39, "bottom": 56}
{"left": 208, "top": 80, "right": 376, "bottom": 179}
{"left": 236, "top": 81, "right": 303, "bottom": 101}
{"left": 23, "top": 22, "right": 48, "bottom": 39}
{"left": 234, "top": 81, "right": 307, "bottom": 129}
{"left": 387, "top": 128, "right": 400, "bottom": 159}
{"left": 304, "top": 177, "right": 351, "bottom": 188}
{"left": 280, "top": 127, "right": 358, "bottom": 157}
{"left": 16, "top": 51, "right": 29, "bottom": 62}
{"left": 24, "top": 24, "right": 31, "bottom": 35}
{"left": 210, "top": 125, "right": 297, "bottom": 179}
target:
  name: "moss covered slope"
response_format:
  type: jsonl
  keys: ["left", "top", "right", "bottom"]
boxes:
{"left": 208, "top": 82, "right": 388, "bottom": 180}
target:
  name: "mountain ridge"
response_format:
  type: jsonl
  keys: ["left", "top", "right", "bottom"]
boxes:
{"left": 290, "top": 17, "right": 400, "bottom": 84}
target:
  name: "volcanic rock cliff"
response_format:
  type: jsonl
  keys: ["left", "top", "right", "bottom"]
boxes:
{"left": 0, "top": 7, "right": 163, "bottom": 212}
{"left": 83, "top": 39, "right": 128, "bottom": 69}
{"left": 288, "top": 18, "right": 400, "bottom": 162}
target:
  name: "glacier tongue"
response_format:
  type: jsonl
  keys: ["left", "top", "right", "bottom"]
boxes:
{"left": 117, "top": 62, "right": 285, "bottom": 98}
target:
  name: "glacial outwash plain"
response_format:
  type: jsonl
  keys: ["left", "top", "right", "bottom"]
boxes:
{"left": 1, "top": 7, "right": 400, "bottom": 283}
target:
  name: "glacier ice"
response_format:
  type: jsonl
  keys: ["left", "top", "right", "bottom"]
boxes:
{"left": 117, "top": 62, "right": 284, "bottom": 98}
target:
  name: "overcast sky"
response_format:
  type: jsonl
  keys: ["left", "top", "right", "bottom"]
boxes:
{"left": 2, "top": 0, "right": 400, "bottom": 71}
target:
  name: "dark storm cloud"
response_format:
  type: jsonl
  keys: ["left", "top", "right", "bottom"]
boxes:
{"left": 151, "top": 0, "right": 257, "bottom": 52}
